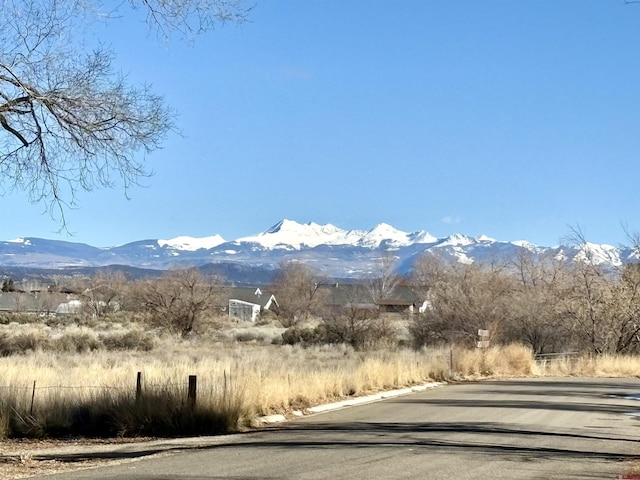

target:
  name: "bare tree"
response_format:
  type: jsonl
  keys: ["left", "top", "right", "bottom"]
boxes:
{"left": 132, "top": 0, "right": 250, "bottom": 37}
{"left": 131, "top": 268, "right": 220, "bottom": 337}
{"left": 411, "top": 251, "right": 452, "bottom": 296}
{"left": 367, "top": 254, "right": 401, "bottom": 303}
{"left": 504, "top": 249, "right": 568, "bottom": 354}
{"left": 0, "top": 0, "right": 249, "bottom": 223}
{"left": 409, "top": 255, "right": 514, "bottom": 347}
{"left": 270, "top": 261, "right": 326, "bottom": 327}
{"left": 34, "top": 290, "right": 61, "bottom": 316}
{"left": 319, "top": 285, "right": 394, "bottom": 350}
{"left": 557, "top": 226, "right": 614, "bottom": 354}
{"left": 79, "top": 271, "right": 126, "bottom": 317}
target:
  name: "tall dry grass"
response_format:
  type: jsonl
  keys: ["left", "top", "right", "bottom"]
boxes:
{"left": 0, "top": 339, "right": 458, "bottom": 438}
{"left": 453, "top": 344, "right": 534, "bottom": 378}
{"left": 533, "top": 353, "right": 640, "bottom": 377}
{"left": 2, "top": 333, "right": 640, "bottom": 440}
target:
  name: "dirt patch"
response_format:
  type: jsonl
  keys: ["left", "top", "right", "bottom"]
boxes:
{"left": 0, "top": 438, "right": 156, "bottom": 479}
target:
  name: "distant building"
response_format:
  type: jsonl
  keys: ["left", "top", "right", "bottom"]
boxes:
{"left": 54, "top": 299, "right": 83, "bottom": 315}
{"left": 227, "top": 287, "right": 278, "bottom": 322}
{"left": 317, "top": 283, "right": 425, "bottom": 315}
{"left": 0, "top": 291, "right": 75, "bottom": 315}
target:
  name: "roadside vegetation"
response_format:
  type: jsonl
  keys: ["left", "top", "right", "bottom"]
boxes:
{"left": 0, "top": 330, "right": 637, "bottom": 440}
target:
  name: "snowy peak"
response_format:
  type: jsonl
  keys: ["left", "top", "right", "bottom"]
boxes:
{"left": 408, "top": 230, "right": 439, "bottom": 244}
{"left": 269, "top": 220, "right": 344, "bottom": 237}
{"left": 236, "top": 219, "right": 439, "bottom": 250}
{"left": 574, "top": 242, "right": 623, "bottom": 267}
{"left": 359, "top": 223, "right": 437, "bottom": 248}
{"left": 158, "top": 235, "right": 226, "bottom": 252}
{"left": 437, "top": 233, "right": 476, "bottom": 247}
{"left": 360, "top": 223, "right": 407, "bottom": 247}
{"left": 238, "top": 219, "right": 359, "bottom": 250}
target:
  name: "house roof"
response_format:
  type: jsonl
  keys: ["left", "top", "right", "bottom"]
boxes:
{"left": 0, "top": 292, "right": 36, "bottom": 311}
{"left": 0, "top": 292, "right": 70, "bottom": 312}
{"left": 317, "top": 284, "right": 422, "bottom": 307}
{"left": 226, "top": 287, "right": 277, "bottom": 308}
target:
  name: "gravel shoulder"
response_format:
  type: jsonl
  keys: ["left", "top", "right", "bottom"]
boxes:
{"left": 0, "top": 438, "right": 154, "bottom": 479}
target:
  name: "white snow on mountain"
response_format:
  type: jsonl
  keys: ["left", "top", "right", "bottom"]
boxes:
{"left": 237, "top": 220, "right": 362, "bottom": 249}
{"left": 237, "top": 219, "right": 438, "bottom": 250}
{"left": 359, "top": 223, "right": 406, "bottom": 247}
{"left": 408, "top": 230, "right": 439, "bottom": 244}
{"left": 477, "top": 234, "right": 496, "bottom": 243}
{"left": 436, "top": 233, "right": 475, "bottom": 247}
{"left": 358, "top": 223, "right": 410, "bottom": 247}
{"left": 158, "top": 235, "right": 226, "bottom": 251}
{"left": 512, "top": 240, "right": 538, "bottom": 249}
{"left": 7, "top": 238, "right": 31, "bottom": 245}
{"left": 574, "top": 242, "right": 623, "bottom": 267}
{"left": 1, "top": 219, "right": 635, "bottom": 279}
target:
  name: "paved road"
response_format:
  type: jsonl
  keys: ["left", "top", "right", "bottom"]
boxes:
{"left": 34, "top": 377, "right": 640, "bottom": 479}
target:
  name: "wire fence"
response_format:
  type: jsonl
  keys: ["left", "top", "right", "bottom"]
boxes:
{"left": 0, "top": 372, "right": 234, "bottom": 414}
{"left": 534, "top": 352, "right": 580, "bottom": 368}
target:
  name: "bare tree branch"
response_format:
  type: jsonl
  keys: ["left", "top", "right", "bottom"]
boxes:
{"left": 0, "top": 0, "right": 250, "bottom": 228}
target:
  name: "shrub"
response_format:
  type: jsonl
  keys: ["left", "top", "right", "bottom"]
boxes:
{"left": 0, "top": 331, "right": 50, "bottom": 356}
{"left": 99, "top": 330, "right": 156, "bottom": 351}
{"left": 281, "top": 326, "right": 321, "bottom": 346}
{"left": 55, "top": 328, "right": 101, "bottom": 353}
{"left": 233, "top": 331, "right": 263, "bottom": 343}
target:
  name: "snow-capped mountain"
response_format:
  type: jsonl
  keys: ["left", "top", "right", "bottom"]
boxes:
{"left": 0, "top": 219, "right": 636, "bottom": 279}
{"left": 234, "top": 220, "right": 438, "bottom": 250}
{"left": 157, "top": 235, "right": 226, "bottom": 251}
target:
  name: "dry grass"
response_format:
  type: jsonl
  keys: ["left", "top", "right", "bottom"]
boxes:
{"left": 0, "top": 337, "right": 456, "bottom": 438}
{"left": 452, "top": 343, "right": 534, "bottom": 378}
{"left": 533, "top": 353, "right": 640, "bottom": 377}
{"left": 1, "top": 318, "right": 640, "bottom": 440}
{"left": 0, "top": 322, "right": 155, "bottom": 354}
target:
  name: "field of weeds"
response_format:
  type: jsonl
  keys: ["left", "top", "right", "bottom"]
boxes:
{"left": 0, "top": 317, "right": 639, "bottom": 440}
{"left": 0, "top": 338, "right": 451, "bottom": 439}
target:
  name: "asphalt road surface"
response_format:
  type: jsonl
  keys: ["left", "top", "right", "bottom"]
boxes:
{"left": 34, "top": 377, "right": 640, "bottom": 479}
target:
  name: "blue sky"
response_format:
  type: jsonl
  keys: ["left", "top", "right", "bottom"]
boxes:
{"left": 3, "top": 0, "right": 640, "bottom": 248}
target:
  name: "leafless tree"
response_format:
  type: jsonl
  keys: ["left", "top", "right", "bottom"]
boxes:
{"left": 0, "top": 0, "right": 249, "bottom": 224}
{"left": 34, "top": 290, "right": 63, "bottom": 315}
{"left": 131, "top": 268, "right": 220, "bottom": 336}
{"left": 554, "top": 226, "right": 640, "bottom": 354}
{"left": 319, "top": 285, "right": 395, "bottom": 350}
{"left": 411, "top": 251, "right": 452, "bottom": 296}
{"left": 409, "top": 254, "right": 514, "bottom": 347}
{"left": 270, "top": 261, "right": 326, "bottom": 327}
{"left": 132, "top": 0, "right": 250, "bottom": 37}
{"left": 504, "top": 249, "right": 568, "bottom": 354}
{"left": 367, "top": 254, "right": 401, "bottom": 303}
{"left": 556, "top": 226, "right": 612, "bottom": 353}
{"left": 409, "top": 228, "right": 640, "bottom": 354}
{"left": 78, "top": 271, "right": 127, "bottom": 317}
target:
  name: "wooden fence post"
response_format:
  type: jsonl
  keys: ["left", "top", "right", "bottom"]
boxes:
{"left": 450, "top": 346, "right": 454, "bottom": 373}
{"left": 30, "top": 381, "right": 36, "bottom": 415}
{"left": 188, "top": 375, "right": 197, "bottom": 408}
{"left": 136, "top": 372, "right": 142, "bottom": 402}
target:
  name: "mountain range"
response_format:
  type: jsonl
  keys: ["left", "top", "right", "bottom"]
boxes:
{"left": 0, "top": 219, "right": 636, "bottom": 281}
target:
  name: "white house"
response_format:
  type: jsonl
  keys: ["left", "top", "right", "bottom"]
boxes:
{"left": 228, "top": 287, "right": 278, "bottom": 322}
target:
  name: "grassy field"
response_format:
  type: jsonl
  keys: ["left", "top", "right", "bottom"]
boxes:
{"left": 0, "top": 318, "right": 639, "bottom": 439}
